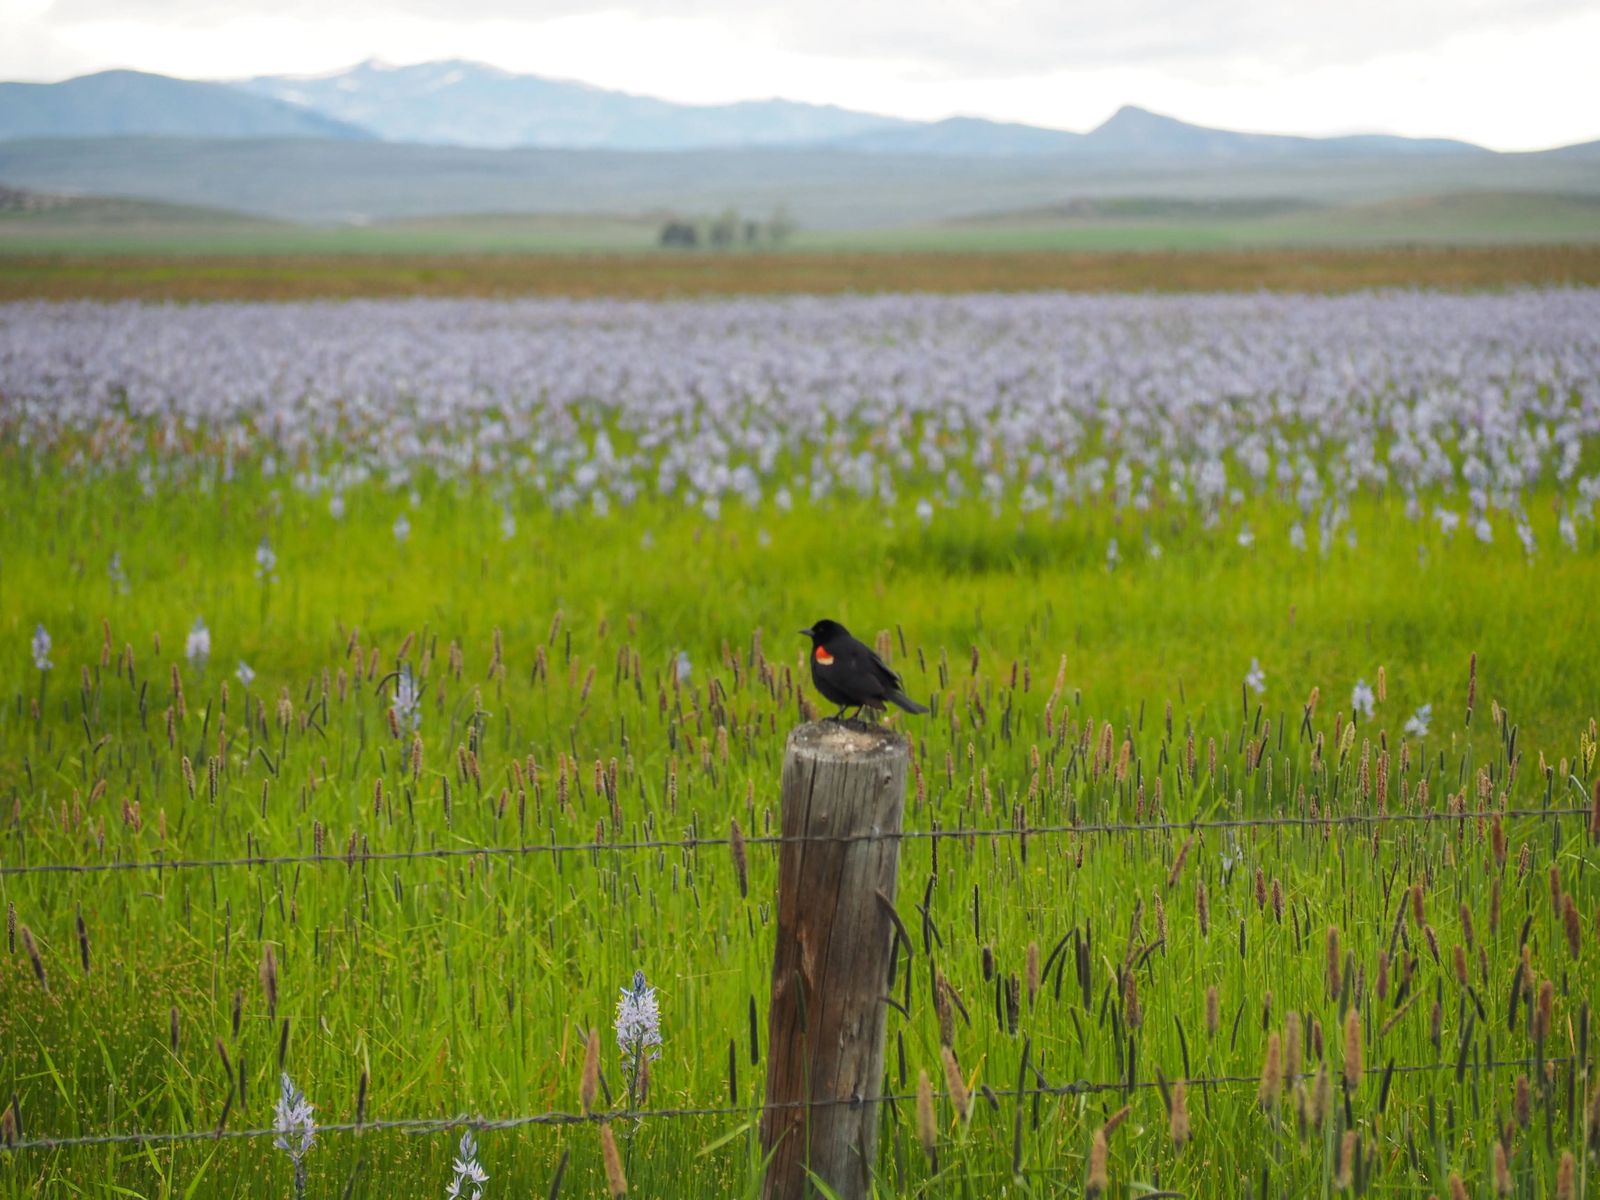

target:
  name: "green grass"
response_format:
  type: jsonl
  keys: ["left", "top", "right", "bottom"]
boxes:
{"left": 0, "top": 205, "right": 664, "bottom": 256}
{"left": 2, "top": 190, "right": 1596, "bottom": 257}
{"left": 2, "top": 460, "right": 1598, "bottom": 1198}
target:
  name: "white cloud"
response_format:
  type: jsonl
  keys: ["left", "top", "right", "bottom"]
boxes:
{"left": 4, "top": 0, "right": 1597, "bottom": 150}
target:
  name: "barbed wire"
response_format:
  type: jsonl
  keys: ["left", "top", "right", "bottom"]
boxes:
{"left": 4, "top": 1055, "right": 1576, "bottom": 1153}
{"left": 2, "top": 806, "right": 1587, "bottom": 878}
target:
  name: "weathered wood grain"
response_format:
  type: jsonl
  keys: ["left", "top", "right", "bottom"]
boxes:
{"left": 761, "top": 721, "right": 909, "bottom": 1200}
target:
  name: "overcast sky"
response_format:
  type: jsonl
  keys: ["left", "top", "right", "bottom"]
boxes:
{"left": 3, "top": 0, "right": 1596, "bottom": 150}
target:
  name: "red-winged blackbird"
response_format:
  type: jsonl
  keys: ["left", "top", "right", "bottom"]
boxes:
{"left": 800, "top": 619, "right": 929, "bottom": 720}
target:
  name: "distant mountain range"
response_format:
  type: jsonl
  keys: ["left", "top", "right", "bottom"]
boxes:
{"left": 1, "top": 60, "right": 1557, "bottom": 159}
{"left": 0, "top": 70, "right": 374, "bottom": 142}
{"left": 234, "top": 59, "right": 913, "bottom": 150}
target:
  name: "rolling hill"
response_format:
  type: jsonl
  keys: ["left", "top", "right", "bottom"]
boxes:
{"left": 234, "top": 59, "right": 911, "bottom": 150}
{"left": 1, "top": 135, "right": 1596, "bottom": 228}
{"left": 0, "top": 70, "right": 374, "bottom": 141}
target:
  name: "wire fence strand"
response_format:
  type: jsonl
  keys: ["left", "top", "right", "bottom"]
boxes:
{"left": 4, "top": 1055, "right": 1576, "bottom": 1153}
{"left": 2, "top": 805, "right": 1587, "bottom": 878}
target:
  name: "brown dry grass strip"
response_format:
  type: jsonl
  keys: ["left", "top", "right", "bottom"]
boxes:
{"left": 2, "top": 246, "right": 1598, "bottom": 302}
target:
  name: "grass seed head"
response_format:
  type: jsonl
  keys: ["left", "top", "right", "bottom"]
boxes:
{"left": 940, "top": 1045, "right": 970, "bottom": 1123}
{"left": 20, "top": 925, "right": 46, "bottom": 991}
{"left": 600, "top": 1123, "right": 627, "bottom": 1197}
{"left": 75, "top": 911, "right": 89, "bottom": 975}
{"left": 1205, "top": 985, "right": 1219, "bottom": 1038}
{"left": 729, "top": 818, "right": 748, "bottom": 899}
{"left": 1342, "top": 1008, "right": 1363, "bottom": 1093}
{"left": 1258, "top": 1032, "right": 1283, "bottom": 1110}
{"left": 1312, "top": 1063, "right": 1331, "bottom": 1129}
{"left": 261, "top": 944, "right": 279, "bottom": 1018}
{"left": 1169, "top": 1078, "right": 1190, "bottom": 1148}
{"left": 1493, "top": 1141, "right": 1512, "bottom": 1196}
{"left": 1556, "top": 1150, "right": 1575, "bottom": 1200}
{"left": 915, "top": 1068, "right": 937, "bottom": 1164}
{"left": 1085, "top": 1127, "right": 1109, "bottom": 1198}
{"left": 1533, "top": 979, "right": 1553, "bottom": 1042}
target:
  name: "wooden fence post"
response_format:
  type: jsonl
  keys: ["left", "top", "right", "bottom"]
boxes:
{"left": 761, "top": 721, "right": 909, "bottom": 1200}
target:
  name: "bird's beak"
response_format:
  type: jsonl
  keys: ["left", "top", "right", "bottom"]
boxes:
{"left": 798, "top": 627, "right": 814, "bottom": 638}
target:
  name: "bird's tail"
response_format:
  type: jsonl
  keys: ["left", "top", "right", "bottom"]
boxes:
{"left": 886, "top": 690, "right": 929, "bottom": 715}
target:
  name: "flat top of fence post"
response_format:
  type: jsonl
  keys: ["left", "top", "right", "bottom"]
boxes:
{"left": 785, "top": 720, "right": 909, "bottom": 762}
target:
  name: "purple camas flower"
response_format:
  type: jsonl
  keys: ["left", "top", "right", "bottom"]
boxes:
{"left": 392, "top": 663, "right": 421, "bottom": 732}
{"left": 273, "top": 1073, "right": 315, "bottom": 1200}
{"left": 31, "top": 624, "right": 52, "bottom": 671}
{"left": 255, "top": 537, "right": 278, "bottom": 581}
{"left": 446, "top": 1129, "right": 488, "bottom": 1200}
{"left": 1351, "top": 679, "right": 1376, "bottom": 720}
{"left": 1245, "top": 659, "right": 1266, "bottom": 695}
{"left": 615, "top": 969, "right": 662, "bottom": 1073}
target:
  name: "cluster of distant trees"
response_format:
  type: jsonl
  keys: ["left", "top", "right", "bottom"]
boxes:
{"left": 0, "top": 184, "right": 71, "bottom": 213}
{"left": 659, "top": 206, "right": 797, "bottom": 249}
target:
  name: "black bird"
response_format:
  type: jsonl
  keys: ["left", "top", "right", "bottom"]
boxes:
{"left": 800, "top": 619, "right": 929, "bottom": 720}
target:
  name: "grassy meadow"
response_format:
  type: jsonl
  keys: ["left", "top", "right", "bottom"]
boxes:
{"left": 1, "top": 187, "right": 1597, "bottom": 259}
{"left": 4, "top": 456, "right": 1599, "bottom": 1197}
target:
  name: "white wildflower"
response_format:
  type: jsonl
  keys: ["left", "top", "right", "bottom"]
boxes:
{"left": 185, "top": 619, "right": 210, "bottom": 669}
{"left": 1245, "top": 658, "right": 1266, "bottom": 695}
{"left": 1403, "top": 704, "right": 1432, "bottom": 737}
{"left": 1351, "top": 679, "right": 1375, "bottom": 719}
{"left": 446, "top": 1129, "right": 489, "bottom": 1200}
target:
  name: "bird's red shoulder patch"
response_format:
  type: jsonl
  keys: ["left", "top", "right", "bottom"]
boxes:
{"left": 814, "top": 646, "right": 834, "bottom": 666}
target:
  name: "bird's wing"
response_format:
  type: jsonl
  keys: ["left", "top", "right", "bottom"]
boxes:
{"left": 862, "top": 644, "right": 905, "bottom": 692}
